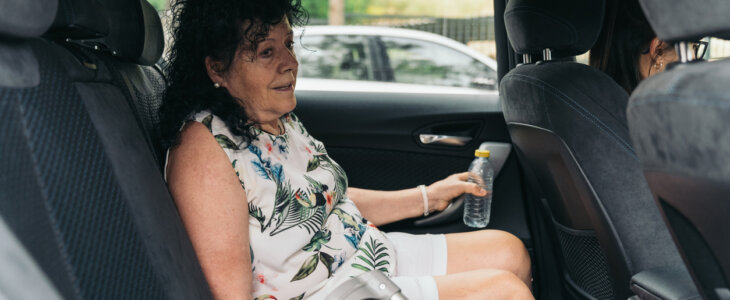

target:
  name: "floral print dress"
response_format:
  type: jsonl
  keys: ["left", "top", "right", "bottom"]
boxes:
{"left": 183, "top": 111, "right": 396, "bottom": 300}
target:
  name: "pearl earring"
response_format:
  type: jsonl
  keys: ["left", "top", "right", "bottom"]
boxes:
{"left": 213, "top": 82, "right": 221, "bottom": 88}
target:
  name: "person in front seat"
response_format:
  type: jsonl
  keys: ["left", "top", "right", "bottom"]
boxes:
{"left": 159, "top": 0, "right": 533, "bottom": 299}
{"left": 589, "top": 0, "right": 705, "bottom": 94}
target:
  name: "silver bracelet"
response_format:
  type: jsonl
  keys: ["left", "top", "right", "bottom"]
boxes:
{"left": 418, "top": 184, "right": 429, "bottom": 216}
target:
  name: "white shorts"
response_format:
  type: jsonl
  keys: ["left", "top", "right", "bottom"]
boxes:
{"left": 386, "top": 232, "right": 448, "bottom": 300}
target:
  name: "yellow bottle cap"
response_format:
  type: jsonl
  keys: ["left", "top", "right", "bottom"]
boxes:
{"left": 475, "top": 149, "right": 490, "bottom": 158}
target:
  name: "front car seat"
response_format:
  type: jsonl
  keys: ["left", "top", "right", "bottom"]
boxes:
{"left": 628, "top": 0, "right": 730, "bottom": 299}
{"left": 500, "top": 0, "right": 689, "bottom": 298}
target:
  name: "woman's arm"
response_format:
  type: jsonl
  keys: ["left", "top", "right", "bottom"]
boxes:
{"left": 167, "top": 122, "right": 253, "bottom": 300}
{"left": 348, "top": 172, "right": 487, "bottom": 226}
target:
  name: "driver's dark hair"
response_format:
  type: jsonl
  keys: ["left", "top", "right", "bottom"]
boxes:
{"left": 159, "top": 0, "right": 307, "bottom": 149}
{"left": 589, "top": 0, "right": 656, "bottom": 94}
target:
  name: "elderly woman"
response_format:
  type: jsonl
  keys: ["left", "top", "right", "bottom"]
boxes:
{"left": 160, "top": 0, "right": 532, "bottom": 299}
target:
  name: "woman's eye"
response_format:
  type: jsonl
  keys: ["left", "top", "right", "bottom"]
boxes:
{"left": 260, "top": 48, "right": 273, "bottom": 57}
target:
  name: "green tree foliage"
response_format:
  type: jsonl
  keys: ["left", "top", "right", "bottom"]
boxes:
{"left": 302, "top": 0, "right": 328, "bottom": 19}
{"left": 302, "top": 0, "right": 372, "bottom": 19}
{"left": 147, "top": 0, "right": 168, "bottom": 11}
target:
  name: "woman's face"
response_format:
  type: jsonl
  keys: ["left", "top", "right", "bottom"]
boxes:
{"left": 208, "top": 17, "right": 298, "bottom": 126}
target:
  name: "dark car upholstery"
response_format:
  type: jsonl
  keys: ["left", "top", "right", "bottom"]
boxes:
{"left": 628, "top": 1, "right": 730, "bottom": 299}
{"left": 0, "top": 0, "right": 212, "bottom": 298}
{"left": 500, "top": 0, "right": 690, "bottom": 299}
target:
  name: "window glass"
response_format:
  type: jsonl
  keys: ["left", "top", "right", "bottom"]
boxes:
{"left": 380, "top": 36, "right": 496, "bottom": 89}
{"left": 296, "top": 35, "right": 373, "bottom": 81}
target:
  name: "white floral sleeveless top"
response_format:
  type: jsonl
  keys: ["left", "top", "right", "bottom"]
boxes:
{"left": 182, "top": 111, "right": 396, "bottom": 300}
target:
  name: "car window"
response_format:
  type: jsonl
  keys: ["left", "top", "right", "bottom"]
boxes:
{"left": 296, "top": 35, "right": 374, "bottom": 81}
{"left": 379, "top": 36, "right": 497, "bottom": 89}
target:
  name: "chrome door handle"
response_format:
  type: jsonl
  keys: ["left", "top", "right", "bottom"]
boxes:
{"left": 419, "top": 134, "right": 472, "bottom": 146}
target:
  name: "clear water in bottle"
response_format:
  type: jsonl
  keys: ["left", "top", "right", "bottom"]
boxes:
{"left": 463, "top": 149, "right": 494, "bottom": 228}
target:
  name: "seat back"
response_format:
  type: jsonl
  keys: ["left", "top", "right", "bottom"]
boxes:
{"left": 628, "top": 1, "right": 730, "bottom": 298}
{"left": 501, "top": 1, "right": 686, "bottom": 298}
{"left": 0, "top": 0, "right": 212, "bottom": 298}
{"left": 0, "top": 1, "right": 63, "bottom": 298}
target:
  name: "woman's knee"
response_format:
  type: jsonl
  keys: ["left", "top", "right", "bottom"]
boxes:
{"left": 446, "top": 230, "right": 532, "bottom": 285}
{"left": 472, "top": 269, "right": 533, "bottom": 299}
{"left": 495, "top": 271, "right": 534, "bottom": 299}
{"left": 486, "top": 230, "right": 531, "bottom": 277}
{"left": 436, "top": 269, "right": 533, "bottom": 300}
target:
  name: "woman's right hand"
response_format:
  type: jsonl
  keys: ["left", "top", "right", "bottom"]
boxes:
{"left": 426, "top": 172, "right": 488, "bottom": 212}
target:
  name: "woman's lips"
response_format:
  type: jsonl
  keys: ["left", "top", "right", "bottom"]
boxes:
{"left": 273, "top": 83, "right": 294, "bottom": 92}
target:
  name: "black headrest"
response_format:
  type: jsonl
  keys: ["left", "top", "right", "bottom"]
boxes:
{"left": 640, "top": 0, "right": 730, "bottom": 43}
{"left": 504, "top": 0, "right": 605, "bottom": 58}
{"left": 47, "top": 0, "right": 109, "bottom": 39}
{"left": 48, "top": 0, "right": 163, "bottom": 66}
{"left": 0, "top": 0, "right": 58, "bottom": 38}
{"left": 102, "top": 0, "right": 164, "bottom": 65}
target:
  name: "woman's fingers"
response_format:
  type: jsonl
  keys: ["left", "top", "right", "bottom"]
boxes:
{"left": 464, "top": 182, "right": 488, "bottom": 196}
{"left": 428, "top": 172, "right": 488, "bottom": 211}
{"left": 451, "top": 172, "right": 487, "bottom": 196}
{"left": 454, "top": 172, "right": 470, "bottom": 181}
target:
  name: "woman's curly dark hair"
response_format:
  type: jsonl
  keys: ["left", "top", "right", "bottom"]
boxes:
{"left": 159, "top": 0, "right": 307, "bottom": 149}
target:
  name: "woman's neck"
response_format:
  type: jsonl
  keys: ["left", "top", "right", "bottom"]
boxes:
{"left": 255, "top": 117, "right": 284, "bottom": 135}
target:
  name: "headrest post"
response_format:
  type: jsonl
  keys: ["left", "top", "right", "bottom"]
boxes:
{"left": 522, "top": 54, "right": 533, "bottom": 64}
{"left": 542, "top": 48, "right": 553, "bottom": 61}
{"left": 675, "top": 41, "right": 691, "bottom": 63}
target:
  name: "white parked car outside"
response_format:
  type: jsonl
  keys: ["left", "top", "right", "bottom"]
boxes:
{"left": 294, "top": 26, "right": 499, "bottom": 95}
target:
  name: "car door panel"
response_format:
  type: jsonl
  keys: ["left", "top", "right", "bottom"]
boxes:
{"left": 294, "top": 82, "right": 531, "bottom": 246}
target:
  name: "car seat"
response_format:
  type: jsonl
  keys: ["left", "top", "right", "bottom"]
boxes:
{"left": 500, "top": 0, "right": 691, "bottom": 298}
{"left": 0, "top": 0, "right": 212, "bottom": 298}
{"left": 628, "top": 0, "right": 730, "bottom": 299}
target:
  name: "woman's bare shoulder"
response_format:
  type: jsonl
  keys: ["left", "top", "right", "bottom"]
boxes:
{"left": 167, "top": 121, "right": 238, "bottom": 190}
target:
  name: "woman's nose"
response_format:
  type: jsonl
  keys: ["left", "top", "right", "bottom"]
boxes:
{"left": 280, "top": 48, "right": 298, "bottom": 73}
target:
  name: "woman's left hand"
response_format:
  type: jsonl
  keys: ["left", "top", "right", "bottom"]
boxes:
{"left": 426, "top": 172, "right": 488, "bottom": 212}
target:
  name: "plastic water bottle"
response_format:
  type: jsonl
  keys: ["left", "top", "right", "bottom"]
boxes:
{"left": 463, "top": 149, "right": 494, "bottom": 228}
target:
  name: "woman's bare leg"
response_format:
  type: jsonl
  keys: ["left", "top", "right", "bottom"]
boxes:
{"left": 435, "top": 269, "right": 534, "bottom": 300}
{"left": 445, "top": 230, "right": 532, "bottom": 287}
